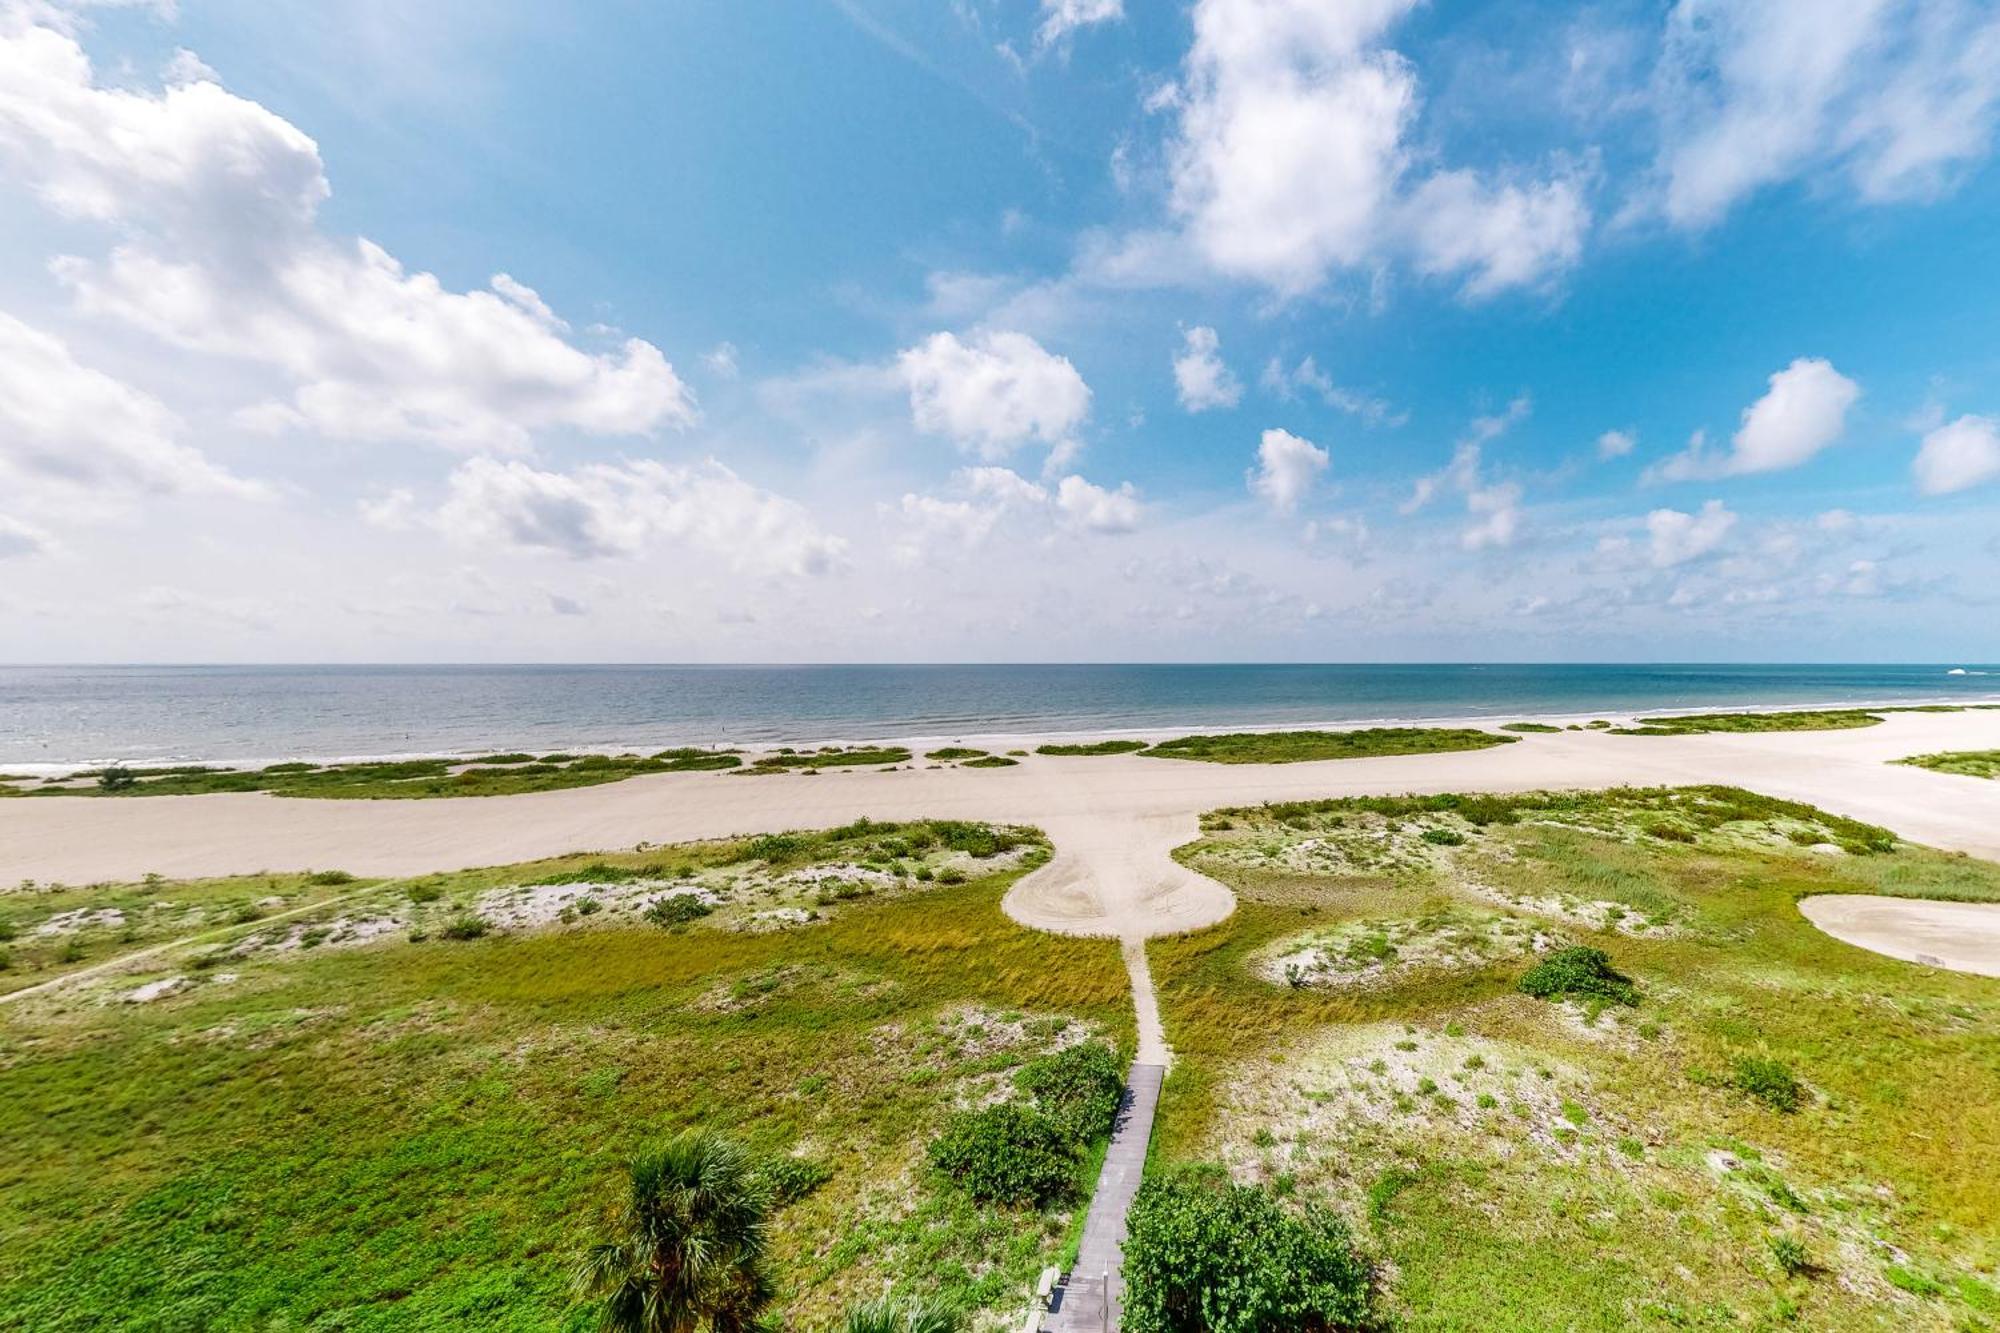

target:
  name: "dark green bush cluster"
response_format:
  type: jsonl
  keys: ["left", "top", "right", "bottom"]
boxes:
{"left": 928, "top": 821, "right": 1020, "bottom": 858}
{"left": 1015, "top": 1042, "right": 1123, "bottom": 1140}
{"left": 1732, "top": 1056, "right": 1805, "bottom": 1112}
{"left": 928, "top": 1041, "right": 1123, "bottom": 1208}
{"left": 1122, "top": 1165, "right": 1370, "bottom": 1332}
{"left": 1035, "top": 739, "right": 1147, "bottom": 756}
{"left": 1419, "top": 827, "right": 1465, "bottom": 846}
{"left": 439, "top": 915, "right": 489, "bottom": 940}
{"left": 1517, "top": 947, "right": 1640, "bottom": 1006}
{"left": 645, "top": 894, "right": 714, "bottom": 927}
{"left": 926, "top": 1102, "right": 1078, "bottom": 1207}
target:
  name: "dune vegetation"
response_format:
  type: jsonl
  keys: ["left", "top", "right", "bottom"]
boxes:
{"left": 0, "top": 819, "right": 1132, "bottom": 1329}
{"left": 1139, "top": 727, "right": 1516, "bottom": 764}
{"left": 1611, "top": 710, "right": 1887, "bottom": 735}
{"left": 0, "top": 750, "right": 744, "bottom": 800}
{"left": 1897, "top": 750, "right": 2000, "bottom": 780}
{"left": 1499, "top": 721, "right": 1562, "bottom": 733}
{"left": 1033, "top": 740, "right": 1148, "bottom": 756}
{"left": 1147, "top": 786, "right": 2000, "bottom": 1330}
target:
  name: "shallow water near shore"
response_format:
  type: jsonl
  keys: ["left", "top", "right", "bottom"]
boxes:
{"left": 2, "top": 662, "right": 1996, "bottom": 767}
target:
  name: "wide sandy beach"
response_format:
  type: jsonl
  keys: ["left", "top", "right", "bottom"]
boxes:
{"left": 4, "top": 710, "right": 1998, "bottom": 955}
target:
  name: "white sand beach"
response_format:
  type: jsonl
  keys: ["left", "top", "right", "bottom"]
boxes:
{"left": 4, "top": 710, "right": 1999, "bottom": 974}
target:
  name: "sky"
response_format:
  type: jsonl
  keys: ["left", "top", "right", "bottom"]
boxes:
{"left": 1, "top": 0, "right": 1997, "bottom": 664}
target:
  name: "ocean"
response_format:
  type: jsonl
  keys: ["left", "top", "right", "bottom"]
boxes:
{"left": 1, "top": 663, "right": 1995, "bottom": 769}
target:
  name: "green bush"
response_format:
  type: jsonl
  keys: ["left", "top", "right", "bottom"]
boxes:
{"left": 439, "top": 915, "right": 489, "bottom": 940}
{"left": 1733, "top": 1056, "right": 1805, "bottom": 1113}
{"left": 1122, "top": 1165, "right": 1370, "bottom": 1332}
{"left": 1035, "top": 739, "right": 1146, "bottom": 756}
{"left": 1015, "top": 1041, "right": 1122, "bottom": 1140}
{"left": 1517, "top": 947, "right": 1640, "bottom": 1006}
{"left": 925, "top": 1103, "right": 1077, "bottom": 1207}
{"left": 762, "top": 1154, "right": 831, "bottom": 1206}
{"left": 306, "top": 869, "right": 355, "bottom": 886}
{"left": 645, "top": 893, "right": 713, "bottom": 927}
{"left": 1419, "top": 827, "right": 1465, "bottom": 846}
{"left": 97, "top": 765, "right": 137, "bottom": 792}
{"left": 1769, "top": 1234, "right": 1811, "bottom": 1276}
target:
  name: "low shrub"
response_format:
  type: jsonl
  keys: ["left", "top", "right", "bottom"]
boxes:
{"left": 763, "top": 1154, "right": 832, "bottom": 1206}
{"left": 926, "top": 1103, "right": 1078, "bottom": 1207}
{"left": 1123, "top": 1165, "right": 1370, "bottom": 1332}
{"left": 1034, "top": 739, "right": 1146, "bottom": 756}
{"left": 1015, "top": 1041, "right": 1122, "bottom": 1140}
{"left": 644, "top": 894, "right": 713, "bottom": 927}
{"left": 306, "top": 869, "right": 355, "bottom": 886}
{"left": 1770, "top": 1234, "right": 1812, "bottom": 1276}
{"left": 439, "top": 915, "right": 490, "bottom": 940}
{"left": 1419, "top": 827, "right": 1465, "bottom": 846}
{"left": 1733, "top": 1056, "right": 1805, "bottom": 1113}
{"left": 97, "top": 765, "right": 137, "bottom": 793}
{"left": 1517, "top": 947, "right": 1640, "bottom": 1006}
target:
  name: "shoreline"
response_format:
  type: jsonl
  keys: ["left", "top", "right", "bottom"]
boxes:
{"left": 6, "top": 690, "right": 1998, "bottom": 777}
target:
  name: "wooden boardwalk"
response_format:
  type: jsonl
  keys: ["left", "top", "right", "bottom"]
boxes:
{"left": 1046, "top": 1061, "right": 1165, "bottom": 1331}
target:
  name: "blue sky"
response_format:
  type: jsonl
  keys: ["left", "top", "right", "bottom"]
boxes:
{"left": 0, "top": 0, "right": 1996, "bottom": 662}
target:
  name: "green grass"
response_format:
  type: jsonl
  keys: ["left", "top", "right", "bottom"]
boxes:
{"left": 1034, "top": 740, "right": 1148, "bottom": 757}
{"left": 743, "top": 746, "right": 913, "bottom": 772}
{"left": 1499, "top": 722, "right": 1563, "bottom": 733}
{"left": 1149, "top": 786, "right": 2000, "bottom": 1331}
{"left": 925, "top": 747, "right": 990, "bottom": 761}
{"left": 0, "top": 820, "right": 1130, "bottom": 1329}
{"left": 1140, "top": 727, "right": 1516, "bottom": 764}
{"left": 1897, "top": 750, "right": 2000, "bottom": 780}
{"left": 1610, "top": 709, "right": 1884, "bottom": 735}
{"left": 2, "top": 750, "right": 743, "bottom": 800}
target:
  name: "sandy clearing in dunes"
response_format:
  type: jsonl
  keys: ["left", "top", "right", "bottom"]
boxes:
{"left": 1798, "top": 894, "right": 2000, "bottom": 978}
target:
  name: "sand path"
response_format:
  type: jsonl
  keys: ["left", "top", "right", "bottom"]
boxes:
{"left": 5, "top": 713, "right": 2000, "bottom": 1035}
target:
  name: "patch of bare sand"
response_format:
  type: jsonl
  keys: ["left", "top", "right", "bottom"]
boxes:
{"left": 1798, "top": 894, "right": 2000, "bottom": 978}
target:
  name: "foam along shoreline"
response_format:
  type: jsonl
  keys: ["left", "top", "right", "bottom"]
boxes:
{"left": 1798, "top": 894, "right": 2000, "bottom": 978}
{"left": 7, "top": 693, "right": 2000, "bottom": 776}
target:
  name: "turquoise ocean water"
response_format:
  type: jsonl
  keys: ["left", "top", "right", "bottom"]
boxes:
{"left": 2, "top": 663, "right": 1996, "bottom": 768}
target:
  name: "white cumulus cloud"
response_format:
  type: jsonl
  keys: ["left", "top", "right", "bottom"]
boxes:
{"left": 1163, "top": 0, "right": 1588, "bottom": 299}
{"left": 1913, "top": 413, "right": 2000, "bottom": 495}
{"left": 1172, "top": 325, "right": 1242, "bottom": 411}
{"left": 0, "top": 309, "right": 264, "bottom": 504}
{"left": 1055, "top": 475, "right": 1142, "bottom": 533}
{"left": 0, "top": 17, "right": 695, "bottom": 454}
{"left": 1650, "top": 358, "right": 1859, "bottom": 480}
{"left": 898, "top": 330, "right": 1091, "bottom": 461}
{"left": 1646, "top": 499, "right": 1736, "bottom": 566}
{"left": 1247, "top": 427, "right": 1329, "bottom": 514}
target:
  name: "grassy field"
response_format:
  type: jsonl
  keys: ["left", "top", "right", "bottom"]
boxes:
{"left": 0, "top": 819, "right": 1131, "bottom": 1329}
{"left": 1898, "top": 750, "right": 2000, "bottom": 780}
{"left": 1140, "top": 727, "right": 1515, "bottom": 764}
{"left": 0, "top": 750, "right": 744, "bottom": 800}
{"left": 1148, "top": 787, "right": 2000, "bottom": 1331}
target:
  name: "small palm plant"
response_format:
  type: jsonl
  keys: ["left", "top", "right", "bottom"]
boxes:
{"left": 574, "top": 1130, "right": 777, "bottom": 1333}
{"left": 837, "top": 1296, "right": 963, "bottom": 1333}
